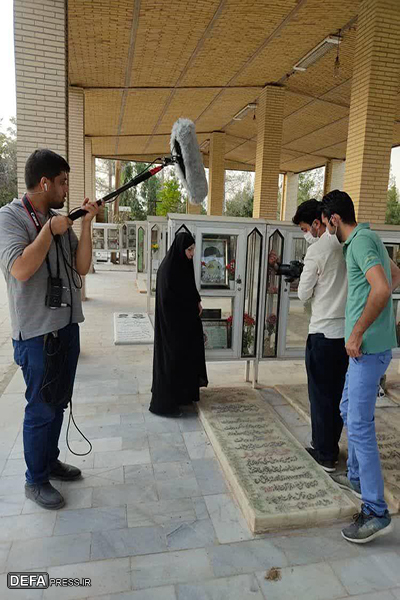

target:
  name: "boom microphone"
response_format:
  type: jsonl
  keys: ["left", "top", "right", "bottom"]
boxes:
{"left": 170, "top": 119, "right": 208, "bottom": 205}
{"left": 69, "top": 118, "right": 208, "bottom": 221}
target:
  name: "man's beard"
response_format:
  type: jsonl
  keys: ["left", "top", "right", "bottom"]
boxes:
{"left": 49, "top": 198, "right": 65, "bottom": 210}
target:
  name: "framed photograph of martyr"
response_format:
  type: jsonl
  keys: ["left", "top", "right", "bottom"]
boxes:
{"left": 201, "top": 236, "right": 229, "bottom": 288}
{"left": 203, "top": 319, "right": 229, "bottom": 350}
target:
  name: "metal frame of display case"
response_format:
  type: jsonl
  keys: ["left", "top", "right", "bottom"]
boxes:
{"left": 167, "top": 214, "right": 270, "bottom": 385}
{"left": 146, "top": 216, "right": 168, "bottom": 313}
{"left": 134, "top": 222, "right": 147, "bottom": 278}
{"left": 120, "top": 221, "right": 137, "bottom": 264}
{"left": 92, "top": 223, "right": 124, "bottom": 259}
{"left": 146, "top": 214, "right": 400, "bottom": 386}
{"left": 92, "top": 222, "right": 147, "bottom": 275}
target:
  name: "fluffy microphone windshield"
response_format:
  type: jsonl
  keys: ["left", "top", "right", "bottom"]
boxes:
{"left": 170, "top": 118, "right": 208, "bottom": 205}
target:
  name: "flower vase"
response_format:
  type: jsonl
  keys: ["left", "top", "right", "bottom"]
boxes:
{"left": 229, "top": 280, "right": 235, "bottom": 290}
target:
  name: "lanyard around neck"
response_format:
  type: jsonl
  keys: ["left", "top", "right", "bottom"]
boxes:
{"left": 21, "top": 194, "right": 55, "bottom": 277}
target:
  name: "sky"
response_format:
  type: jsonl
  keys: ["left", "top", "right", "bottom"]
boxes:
{"left": 1, "top": 0, "right": 400, "bottom": 189}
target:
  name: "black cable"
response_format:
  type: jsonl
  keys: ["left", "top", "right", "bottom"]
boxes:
{"left": 43, "top": 222, "right": 92, "bottom": 456}
{"left": 66, "top": 400, "right": 93, "bottom": 456}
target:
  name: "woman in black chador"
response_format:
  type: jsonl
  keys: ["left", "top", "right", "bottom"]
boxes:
{"left": 149, "top": 231, "right": 208, "bottom": 417}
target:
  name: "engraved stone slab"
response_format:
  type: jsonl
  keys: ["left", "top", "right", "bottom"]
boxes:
{"left": 386, "top": 380, "right": 400, "bottom": 406}
{"left": 276, "top": 384, "right": 400, "bottom": 512}
{"left": 114, "top": 312, "right": 154, "bottom": 345}
{"left": 198, "top": 387, "right": 356, "bottom": 533}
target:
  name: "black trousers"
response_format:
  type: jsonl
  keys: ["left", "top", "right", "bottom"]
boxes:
{"left": 305, "top": 333, "right": 349, "bottom": 461}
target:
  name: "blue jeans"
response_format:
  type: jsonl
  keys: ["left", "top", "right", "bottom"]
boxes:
{"left": 340, "top": 350, "right": 392, "bottom": 516}
{"left": 13, "top": 324, "right": 80, "bottom": 485}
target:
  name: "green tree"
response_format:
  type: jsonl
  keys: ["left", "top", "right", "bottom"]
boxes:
{"left": 297, "top": 168, "right": 324, "bottom": 205}
{"left": 385, "top": 170, "right": 400, "bottom": 224}
{"left": 136, "top": 162, "right": 161, "bottom": 216}
{"left": 118, "top": 162, "right": 147, "bottom": 220}
{"left": 0, "top": 118, "right": 17, "bottom": 207}
{"left": 225, "top": 184, "right": 254, "bottom": 217}
{"left": 156, "top": 176, "right": 186, "bottom": 216}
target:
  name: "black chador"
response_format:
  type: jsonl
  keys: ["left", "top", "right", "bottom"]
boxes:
{"left": 149, "top": 232, "right": 208, "bottom": 417}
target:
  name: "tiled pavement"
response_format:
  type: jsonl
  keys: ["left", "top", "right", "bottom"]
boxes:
{"left": 0, "top": 270, "right": 399, "bottom": 600}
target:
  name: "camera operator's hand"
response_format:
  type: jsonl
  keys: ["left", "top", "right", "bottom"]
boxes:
{"left": 49, "top": 215, "right": 73, "bottom": 236}
{"left": 81, "top": 198, "right": 101, "bottom": 223}
{"left": 268, "top": 251, "right": 279, "bottom": 266}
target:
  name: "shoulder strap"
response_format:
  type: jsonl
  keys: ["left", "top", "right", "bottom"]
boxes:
{"left": 21, "top": 194, "right": 53, "bottom": 277}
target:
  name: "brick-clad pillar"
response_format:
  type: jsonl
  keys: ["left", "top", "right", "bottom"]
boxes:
{"left": 14, "top": 0, "right": 67, "bottom": 197}
{"left": 344, "top": 0, "right": 400, "bottom": 222}
{"left": 323, "top": 161, "right": 333, "bottom": 196}
{"left": 187, "top": 200, "right": 201, "bottom": 214}
{"left": 253, "top": 86, "right": 285, "bottom": 219}
{"left": 84, "top": 138, "right": 93, "bottom": 201}
{"left": 330, "top": 160, "right": 346, "bottom": 191}
{"left": 207, "top": 132, "right": 225, "bottom": 216}
{"left": 68, "top": 88, "right": 85, "bottom": 237}
{"left": 280, "top": 172, "right": 299, "bottom": 221}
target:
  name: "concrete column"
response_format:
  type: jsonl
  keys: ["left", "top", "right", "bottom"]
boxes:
{"left": 280, "top": 172, "right": 299, "bottom": 221}
{"left": 84, "top": 138, "right": 93, "bottom": 200}
{"left": 344, "top": 0, "right": 400, "bottom": 222}
{"left": 323, "top": 161, "right": 333, "bottom": 196}
{"left": 330, "top": 160, "right": 346, "bottom": 192}
{"left": 68, "top": 88, "right": 85, "bottom": 237}
{"left": 14, "top": 0, "right": 67, "bottom": 197}
{"left": 187, "top": 200, "right": 201, "bottom": 214}
{"left": 207, "top": 132, "right": 225, "bottom": 216}
{"left": 91, "top": 155, "right": 96, "bottom": 202}
{"left": 253, "top": 86, "right": 285, "bottom": 219}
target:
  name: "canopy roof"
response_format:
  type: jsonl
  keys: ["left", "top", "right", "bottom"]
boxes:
{"left": 68, "top": 0, "right": 400, "bottom": 172}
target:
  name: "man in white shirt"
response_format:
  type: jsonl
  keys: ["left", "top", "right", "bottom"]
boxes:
{"left": 292, "top": 199, "right": 348, "bottom": 472}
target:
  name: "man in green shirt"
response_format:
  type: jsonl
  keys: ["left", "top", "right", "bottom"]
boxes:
{"left": 321, "top": 190, "right": 400, "bottom": 544}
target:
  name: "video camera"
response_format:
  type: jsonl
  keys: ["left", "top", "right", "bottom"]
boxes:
{"left": 276, "top": 260, "right": 304, "bottom": 283}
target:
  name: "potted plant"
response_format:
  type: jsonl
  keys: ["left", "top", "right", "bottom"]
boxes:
{"left": 264, "top": 313, "right": 277, "bottom": 356}
{"left": 242, "top": 313, "right": 256, "bottom": 356}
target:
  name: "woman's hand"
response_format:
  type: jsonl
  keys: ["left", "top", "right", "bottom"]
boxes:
{"left": 198, "top": 302, "right": 203, "bottom": 316}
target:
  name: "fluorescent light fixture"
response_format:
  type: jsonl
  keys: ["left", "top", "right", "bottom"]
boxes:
{"left": 200, "top": 139, "right": 210, "bottom": 151}
{"left": 293, "top": 35, "right": 342, "bottom": 72}
{"left": 233, "top": 103, "right": 257, "bottom": 121}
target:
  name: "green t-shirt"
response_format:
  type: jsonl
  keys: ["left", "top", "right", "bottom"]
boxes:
{"left": 343, "top": 223, "right": 397, "bottom": 354}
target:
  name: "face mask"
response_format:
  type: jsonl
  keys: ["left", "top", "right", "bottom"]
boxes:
{"left": 326, "top": 224, "right": 342, "bottom": 247}
{"left": 304, "top": 231, "right": 318, "bottom": 245}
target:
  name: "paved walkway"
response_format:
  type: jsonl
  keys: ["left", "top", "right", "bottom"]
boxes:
{"left": 0, "top": 269, "right": 399, "bottom": 600}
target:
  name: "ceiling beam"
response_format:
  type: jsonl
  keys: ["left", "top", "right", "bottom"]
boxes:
{"left": 194, "top": 0, "right": 309, "bottom": 125}
{"left": 143, "top": 0, "right": 228, "bottom": 153}
{"left": 114, "top": 0, "right": 141, "bottom": 156}
{"left": 78, "top": 85, "right": 264, "bottom": 91}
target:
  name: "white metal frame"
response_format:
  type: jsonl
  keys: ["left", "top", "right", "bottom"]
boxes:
{"left": 159, "top": 215, "right": 400, "bottom": 383}
{"left": 146, "top": 216, "right": 168, "bottom": 313}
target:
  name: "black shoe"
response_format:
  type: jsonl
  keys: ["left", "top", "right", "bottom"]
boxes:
{"left": 306, "top": 447, "right": 336, "bottom": 473}
{"left": 49, "top": 460, "right": 82, "bottom": 481}
{"left": 25, "top": 482, "right": 65, "bottom": 510}
{"left": 149, "top": 407, "right": 183, "bottom": 418}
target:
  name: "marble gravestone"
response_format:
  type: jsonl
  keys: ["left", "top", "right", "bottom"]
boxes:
{"left": 198, "top": 387, "right": 356, "bottom": 533}
{"left": 114, "top": 312, "right": 154, "bottom": 345}
{"left": 276, "top": 383, "right": 400, "bottom": 512}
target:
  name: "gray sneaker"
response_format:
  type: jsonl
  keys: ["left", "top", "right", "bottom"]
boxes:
{"left": 25, "top": 482, "right": 65, "bottom": 510}
{"left": 331, "top": 472, "right": 362, "bottom": 499}
{"left": 342, "top": 507, "right": 393, "bottom": 544}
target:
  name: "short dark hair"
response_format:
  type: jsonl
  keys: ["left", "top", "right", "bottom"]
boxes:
{"left": 292, "top": 199, "right": 322, "bottom": 226}
{"left": 321, "top": 190, "right": 356, "bottom": 224}
{"left": 25, "top": 149, "right": 70, "bottom": 189}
